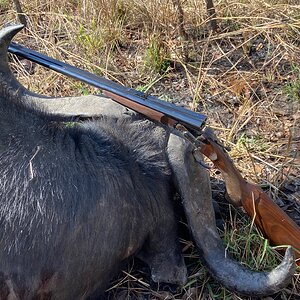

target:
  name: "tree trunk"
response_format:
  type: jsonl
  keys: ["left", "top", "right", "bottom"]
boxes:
{"left": 13, "top": 0, "right": 27, "bottom": 27}
{"left": 205, "top": 0, "right": 218, "bottom": 31}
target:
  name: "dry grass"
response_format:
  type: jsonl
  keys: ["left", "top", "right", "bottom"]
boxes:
{"left": 1, "top": 0, "right": 300, "bottom": 299}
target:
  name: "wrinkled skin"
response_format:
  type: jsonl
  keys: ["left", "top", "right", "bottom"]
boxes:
{"left": 0, "top": 25, "right": 295, "bottom": 299}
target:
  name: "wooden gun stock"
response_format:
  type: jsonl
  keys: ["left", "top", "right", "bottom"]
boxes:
{"left": 103, "top": 91, "right": 178, "bottom": 127}
{"left": 199, "top": 129, "right": 300, "bottom": 265}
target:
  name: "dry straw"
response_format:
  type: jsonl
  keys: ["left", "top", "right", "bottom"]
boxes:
{"left": 1, "top": 0, "right": 300, "bottom": 298}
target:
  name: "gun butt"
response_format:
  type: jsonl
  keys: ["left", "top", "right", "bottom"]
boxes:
{"left": 198, "top": 129, "right": 300, "bottom": 265}
{"left": 242, "top": 183, "right": 300, "bottom": 265}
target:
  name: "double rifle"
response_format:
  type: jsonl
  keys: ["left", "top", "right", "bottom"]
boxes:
{"left": 9, "top": 42, "right": 300, "bottom": 264}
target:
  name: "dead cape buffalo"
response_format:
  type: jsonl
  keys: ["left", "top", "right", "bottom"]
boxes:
{"left": 0, "top": 25, "right": 295, "bottom": 299}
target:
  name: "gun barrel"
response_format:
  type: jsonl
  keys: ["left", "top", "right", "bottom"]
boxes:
{"left": 8, "top": 42, "right": 206, "bottom": 132}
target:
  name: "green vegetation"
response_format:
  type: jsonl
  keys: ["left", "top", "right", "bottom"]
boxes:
{"left": 0, "top": 0, "right": 9, "bottom": 12}
{"left": 144, "top": 36, "right": 171, "bottom": 73}
{"left": 285, "top": 65, "right": 300, "bottom": 102}
{"left": 236, "top": 133, "right": 270, "bottom": 153}
{"left": 62, "top": 121, "right": 78, "bottom": 128}
{"left": 223, "top": 219, "right": 281, "bottom": 271}
{"left": 77, "top": 22, "right": 104, "bottom": 53}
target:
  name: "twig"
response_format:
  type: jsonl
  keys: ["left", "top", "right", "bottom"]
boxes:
{"left": 28, "top": 146, "right": 41, "bottom": 180}
{"left": 171, "top": 0, "right": 188, "bottom": 40}
{"left": 171, "top": 0, "right": 189, "bottom": 61}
